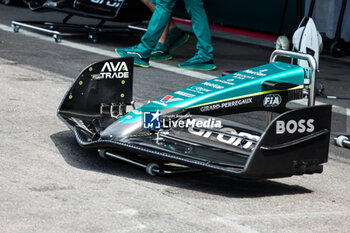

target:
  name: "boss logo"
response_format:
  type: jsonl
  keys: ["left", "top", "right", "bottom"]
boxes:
{"left": 276, "top": 119, "right": 315, "bottom": 134}
{"left": 264, "top": 94, "right": 282, "bottom": 107}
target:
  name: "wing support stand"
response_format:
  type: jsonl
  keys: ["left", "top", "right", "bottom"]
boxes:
{"left": 11, "top": 14, "right": 144, "bottom": 43}
{"left": 266, "top": 50, "right": 317, "bottom": 125}
{"left": 98, "top": 150, "right": 202, "bottom": 176}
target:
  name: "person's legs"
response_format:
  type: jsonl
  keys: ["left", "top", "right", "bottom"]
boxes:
{"left": 144, "top": 0, "right": 189, "bottom": 60}
{"left": 138, "top": 0, "right": 176, "bottom": 55}
{"left": 184, "top": 0, "right": 213, "bottom": 60}
{"left": 140, "top": 0, "right": 170, "bottom": 45}
{"left": 140, "top": 0, "right": 155, "bottom": 11}
{"left": 166, "top": 27, "right": 190, "bottom": 52}
{"left": 116, "top": 0, "right": 176, "bottom": 67}
{"left": 150, "top": 20, "right": 173, "bottom": 61}
{"left": 179, "top": 0, "right": 215, "bottom": 70}
{"left": 158, "top": 21, "right": 170, "bottom": 44}
{"left": 151, "top": 19, "right": 190, "bottom": 60}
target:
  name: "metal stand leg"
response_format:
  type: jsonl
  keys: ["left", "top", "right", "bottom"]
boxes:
{"left": 277, "top": 0, "right": 289, "bottom": 36}
{"left": 330, "top": 0, "right": 348, "bottom": 57}
{"left": 308, "top": 0, "right": 348, "bottom": 57}
{"left": 99, "top": 150, "right": 202, "bottom": 176}
{"left": 11, "top": 14, "right": 141, "bottom": 43}
{"left": 266, "top": 112, "right": 273, "bottom": 126}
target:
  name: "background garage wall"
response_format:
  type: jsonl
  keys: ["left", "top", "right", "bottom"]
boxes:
{"left": 305, "top": 0, "right": 350, "bottom": 42}
{"left": 173, "top": 0, "right": 304, "bottom": 37}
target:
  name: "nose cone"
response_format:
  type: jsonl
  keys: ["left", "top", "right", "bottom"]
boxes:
{"left": 100, "top": 120, "right": 142, "bottom": 140}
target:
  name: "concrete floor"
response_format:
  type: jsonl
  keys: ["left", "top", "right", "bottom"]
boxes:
{"left": 0, "top": 4, "right": 350, "bottom": 233}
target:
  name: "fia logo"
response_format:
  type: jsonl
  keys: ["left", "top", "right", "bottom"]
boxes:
{"left": 263, "top": 94, "right": 282, "bottom": 107}
{"left": 100, "top": 61, "right": 129, "bottom": 79}
{"left": 143, "top": 110, "right": 162, "bottom": 129}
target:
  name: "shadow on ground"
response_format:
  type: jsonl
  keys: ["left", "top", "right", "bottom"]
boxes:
{"left": 51, "top": 130, "right": 312, "bottom": 198}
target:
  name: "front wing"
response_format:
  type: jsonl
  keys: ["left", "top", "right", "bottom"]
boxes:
{"left": 57, "top": 57, "right": 331, "bottom": 179}
{"left": 59, "top": 104, "right": 331, "bottom": 179}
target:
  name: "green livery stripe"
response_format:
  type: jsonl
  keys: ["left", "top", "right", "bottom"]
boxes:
{"left": 187, "top": 85, "right": 304, "bottom": 109}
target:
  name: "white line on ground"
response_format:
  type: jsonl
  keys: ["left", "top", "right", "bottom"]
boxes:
{"left": 211, "top": 217, "right": 259, "bottom": 233}
{"left": 292, "top": 99, "right": 350, "bottom": 117}
{"left": 230, "top": 210, "right": 350, "bottom": 221}
{"left": 0, "top": 24, "right": 216, "bottom": 80}
{"left": 1, "top": 24, "right": 349, "bottom": 117}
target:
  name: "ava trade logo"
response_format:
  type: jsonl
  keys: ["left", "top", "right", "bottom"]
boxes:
{"left": 143, "top": 110, "right": 162, "bottom": 129}
{"left": 100, "top": 61, "right": 129, "bottom": 79}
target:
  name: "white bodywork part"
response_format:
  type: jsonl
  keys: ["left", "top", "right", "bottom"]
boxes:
{"left": 292, "top": 18, "right": 322, "bottom": 69}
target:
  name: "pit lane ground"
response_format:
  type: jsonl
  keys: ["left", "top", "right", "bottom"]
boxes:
{"left": 0, "top": 4, "right": 350, "bottom": 233}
